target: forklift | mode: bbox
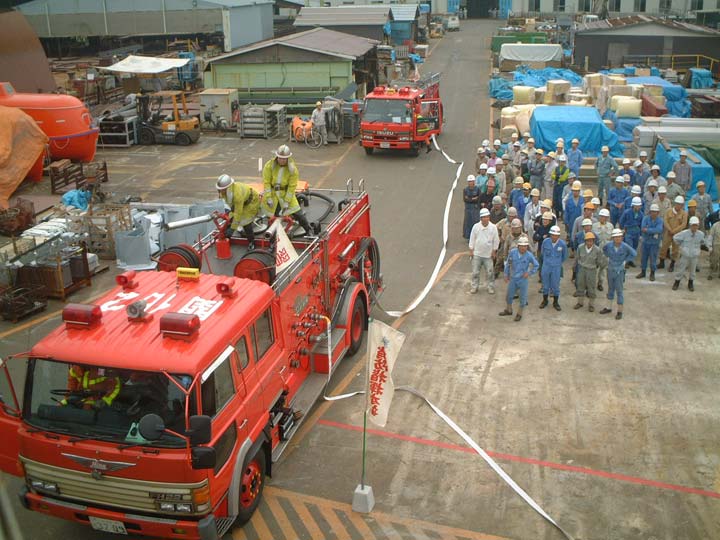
[136,91,201,146]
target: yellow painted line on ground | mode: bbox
[284,250,464,458]
[315,142,356,189]
[266,486,513,540]
[317,501,350,538]
[263,493,300,539]
[291,496,326,538]
[0,290,109,341]
[248,507,273,540]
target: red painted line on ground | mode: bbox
[318,419,720,500]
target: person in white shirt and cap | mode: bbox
[524,188,542,237]
[672,150,693,191]
[592,208,614,291]
[665,170,685,202]
[638,150,651,173]
[672,216,705,291]
[646,164,666,189]
[310,101,328,145]
[468,208,500,294]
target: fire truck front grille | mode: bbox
[22,457,205,514]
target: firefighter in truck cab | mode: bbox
[61,365,122,410]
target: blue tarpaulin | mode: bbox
[488,75,514,100]
[689,68,715,89]
[530,106,624,157]
[627,76,691,117]
[654,145,718,200]
[512,67,583,88]
[602,67,661,77]
[61,189,92,210]
[615,117,642,142]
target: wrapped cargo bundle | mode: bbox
[609,85,633,99]
[501,106,519,128]
[616,97,642,118]
[513,86,535,105]
[583,73,604,89]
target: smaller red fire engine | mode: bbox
[0,181,381,539]
[360,72,443,157]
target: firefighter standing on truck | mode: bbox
[216,174,260,249]
[262,145,313,236]
[62,365,121,410]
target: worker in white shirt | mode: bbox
[310,101,328,146]
[468,208,500,295]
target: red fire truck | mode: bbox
[360,72,443,157]
[0,182,381,540]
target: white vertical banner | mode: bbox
[366,320,406,427]
[268,220,299,272]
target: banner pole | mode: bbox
[352,316,374,513]
[361,409,368,489]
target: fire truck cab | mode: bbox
[0,183,380,540]
[360,72,443,157]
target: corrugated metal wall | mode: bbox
[206,61,352,89]
[228,5,273,48]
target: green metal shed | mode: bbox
[203,27,378,103]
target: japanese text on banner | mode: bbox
[367,320,406,427]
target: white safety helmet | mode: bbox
[591,197,601,206]
[477,147,484,154]
[508,207,518,216]
[479,208,491,217]
[622,158,631,165]
[674,196,685,204]
[615,176,625,183]
[639,150,648,157]
[634,160,642,168]
[647,179,658,188]
[571,180,582,190]
[511,218,522,228]
[631,197,642,206]
[667,171,676,179]
[571,138,579,144]
[556,137,565,143]
[658,185,667,194]
[542,211,553,220]
[275,144,292,158]
[493,139,502,146]
[511,132,519,139]
[558,154,567,162]
[623,174,631,183]
[513,141,521,147]
[517,235,530,246]
[601,145,609,152]
[689,216,700,225]
[582,218,593,226]
[216,174,234,190]
[631,185,641,194]
[479,163,488,170]
[467,174,476,182]
[549,225,561,235]
[651,164,660,171]
[492,195,502,205]
[530,188,540,197]
[482,139,490,147]
[513,176,524,185]
[649,204,660,212]
[487,167,496,175]
[599,208,610,217]
[679,150,688,157]
[611,228,624,238]
[528,137,535,144]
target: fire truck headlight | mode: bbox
[30,479,44,491]
[159,502,176,512]
[175,503,193,513]
[399,136,410,141]
[192,484,210,510]
[29,479,59,494]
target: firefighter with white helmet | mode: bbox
[539,224,567,310]
[216,174,261,248]
[636,203,663,281]
[499,235,538,322]
[600,229,636,320]
[671,216,706,291]
[262,145,313,236]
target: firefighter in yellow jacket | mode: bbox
[216,174,260,249]
[261,145,313,235]
[62,365,121,410]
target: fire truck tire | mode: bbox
[236,449,265,525]
[234,250,276,285]
[347,294,367,356]
[364,147,374,155]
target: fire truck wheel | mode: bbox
[236,449,266,525]
[364,147,374,155]
[347,295,367,356]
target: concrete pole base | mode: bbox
[351,484,375,513]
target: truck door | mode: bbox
[419,99,441,137]
[232,334,265,437]
[0,359,22,476]
[250,307,285,409]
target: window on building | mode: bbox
[608,0,621,10]
[553,0,566,11]
[690,0,703,9]
[531,0,541,10]
[633,0,646,11]
[659,0,672,11]
[579,0,592,10]
[201,357,235,417]
[213,423,237,474]
[250,309,274,362]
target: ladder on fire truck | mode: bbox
[393,72,441,90]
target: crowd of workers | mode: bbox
[465,133,720,322]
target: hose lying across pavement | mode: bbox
[327,135,576,540]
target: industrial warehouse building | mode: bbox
[16,0,274,52]
[293,6,393,42]
[574,15,720,71]
[203,27,379,103]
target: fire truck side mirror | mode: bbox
[191,446,217,470]
[137,413,165,441]
[188,415,212,446]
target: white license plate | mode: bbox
[89,516,128,535]
[380,142,390,148]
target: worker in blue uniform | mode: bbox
[636,203,663,281]
[499,235,539,322]
[601,229,637,320]
[539,225,568,311]
[563,181,584,255]
[608,176,629,226]
[566,138,583,178]
[619,196,643,267]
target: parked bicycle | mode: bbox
[200,104,229,135]
[294,123,322,149]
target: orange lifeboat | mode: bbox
[0,82,99,164]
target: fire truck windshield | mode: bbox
[24,358,194,448]
[363,99,413,124]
